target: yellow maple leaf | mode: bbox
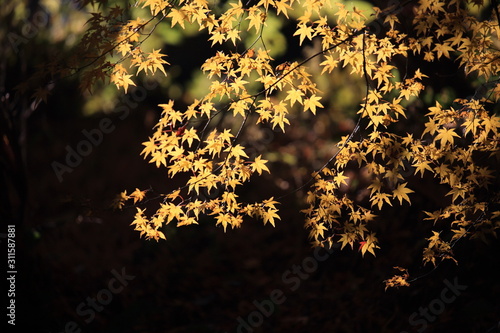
[370,192,393,210]
[303,94,323,115]
[225,144,248,159]
[112,190,129,210]
[150,150,167,168]
[215,213,232,232]
[251,155,270,175]
[412,161,434,177]
[181,128,199,147]
[141,137,157,158]
[451,227,468,242]
[262,208,280,227]
[285,89,304,106]
[310,222,328,240]
[334,171,349,187]
[339,232,356,250]
[392,182,414,205]
[274,0,292,18]
[360,233,380,257]
[167,8,186,28]
[421,118,439,137]
[435,128,460,146]
[110,70,136,93]
[414,68,428,80]
[294,23,314,45]
[433,43,454,59]
[130,188,148,204]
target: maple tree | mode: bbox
[19,0,500,289]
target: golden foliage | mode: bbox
[65,0,500,285]
[384,267,410,290]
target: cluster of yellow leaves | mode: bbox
[116,94,281,240]
[127,191,281,241]
[411,0,500,80]
[69,4,171,92]
[416,96,500,266]
[384,267,410,290]
[121,1,500,252]
[303,166,379,257]
[71,0,500,286]
[295,0,500,280]
[112,188,148,210]
[104,0,331,240]
[422,231,457,267]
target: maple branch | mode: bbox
[275,31,375,202]
[248,0,415,100]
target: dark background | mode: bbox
[14,107,500,332]
[2,0,500,332]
